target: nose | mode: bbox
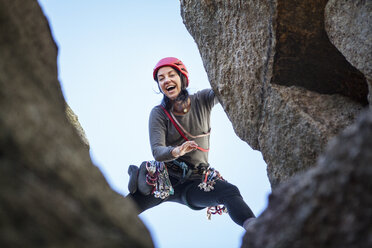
[164,75,171,83]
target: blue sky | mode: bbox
[38,1,271,247]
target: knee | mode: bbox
[216,184,246,207]
[219,183,242,198]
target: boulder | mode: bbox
[180,1,371,246]
[180,0,368,186]
[0,0,153,247]
[242,109,372,248]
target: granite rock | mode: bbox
[325,0,372,107]
[180,0,368,187]
[0,1,153,247]
[242,109,372,248]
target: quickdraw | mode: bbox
[145,161,174,199]
[145,162,228,220]
[198,167,228,220]
[198,167,224,192]
[207,205,228,220]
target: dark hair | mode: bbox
[156,69,189,110]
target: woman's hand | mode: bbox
[172,141,198,158]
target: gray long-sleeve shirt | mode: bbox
[149,89,218,168]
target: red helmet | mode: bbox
[153,57,189,87]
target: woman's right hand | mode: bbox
[172,141,198,158]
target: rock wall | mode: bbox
[180,0,368,186]
[325,0,372,107]
[180,0,371,247]
[243,109,372,248]
[0,1,153,247]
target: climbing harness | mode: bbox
[172,159,189,178]
[145,161,174,199]
[148,105,227,219]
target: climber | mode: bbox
[126,57,255,230]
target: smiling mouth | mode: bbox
[167,86,176,92]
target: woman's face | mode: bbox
[157,66,182,100]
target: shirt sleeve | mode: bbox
[148,106,176,162]
[200,88,219,110]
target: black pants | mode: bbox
[127,176,255,226]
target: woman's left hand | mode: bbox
[172,141,198,158]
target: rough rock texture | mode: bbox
[242,109,372,248]
[325,0,372,107]
[0,1,153,247]
[180,0,368,186]
[65,104,90,149]
[180,1,372,246]
[259,85,360,184]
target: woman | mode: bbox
[127,57,255,229]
